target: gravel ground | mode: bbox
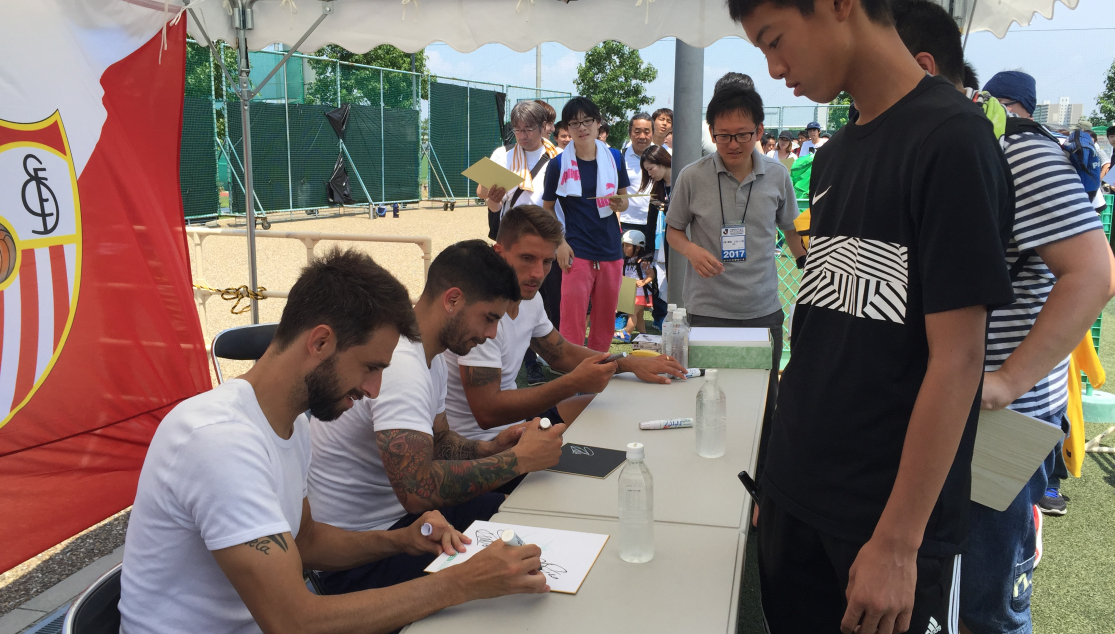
[0,510,130,616]
[199,201,490,380]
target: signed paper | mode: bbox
[424,520,609,594]
[462,157,525,191]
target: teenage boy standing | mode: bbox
[731,1,1015,633]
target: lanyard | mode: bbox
[715,163,755,227]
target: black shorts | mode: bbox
[758,491,960,634]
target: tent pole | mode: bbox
[234,4,261,324]
[668,39,704,307]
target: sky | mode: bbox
[425,0,1114,118]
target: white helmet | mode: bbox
[622,229,646,249]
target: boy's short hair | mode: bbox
[891,0,965,87]
[536,100,557,124]
[714,72,754,94]
[555,121,569,133]
[421,240,521,305]
[651,107,674,125]
[727,0,893,26]
[273,248,418,352]
[561,96,602,125]
[962,62,980,91]
[706,83,765,128]
[496,205,565,249]
[599,121,610,134]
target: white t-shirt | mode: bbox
[120,380,311,634]
[620,145,652,225]
[799,139,817,155]
[444,294,553,441]
[490,145,564,228]
[307,335,447,532]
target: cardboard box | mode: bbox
[687,327,772,370]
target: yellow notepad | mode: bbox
[617,276,638,315]
[462,157,525,191]
[972,408,1063,511]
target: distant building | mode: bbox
[1033,97,1083,128]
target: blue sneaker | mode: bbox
[613,330,632,344]
[1038,488,1067,516]
[615,315,628,330]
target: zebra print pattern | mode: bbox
[798,236,909,324]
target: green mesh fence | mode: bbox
[218,47,423,219]
[506,85,571,124]
[428,79,505,200]
[181,43,220,222]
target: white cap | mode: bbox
[626,442,645,460]
[678,308,687,317]
[539,417,552,430]
[667,303,677,312]
[672,309,684,320]
[705,369,718,380]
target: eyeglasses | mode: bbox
[712,129,758,145]
[567,118,597,130]
[512,127,539,135]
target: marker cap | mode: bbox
[539,417,552,430]
[626,442,645,460]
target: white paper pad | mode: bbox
[971,408,1063,511]
[424,520,609,594]
[688,327,771,346]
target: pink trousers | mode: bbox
[560,257,623,352]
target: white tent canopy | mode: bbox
[178,0,1082,54]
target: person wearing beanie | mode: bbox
[983,70,1037,118]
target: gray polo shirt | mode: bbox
[666,147,798,320]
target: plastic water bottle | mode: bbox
[677,307,690,329]
[660,304,677,356]
[672,309,689,369]
[618,442,654,563]
[695,369,726,458]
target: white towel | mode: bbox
[553,139,619,219]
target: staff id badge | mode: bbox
[720,225,746,262]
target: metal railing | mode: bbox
[188,227,432,343]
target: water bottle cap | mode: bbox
[706,368,718,379]
[667,303,677,312]
[672,309,684,319]
[626,442,645,460]
[678,308,687,316]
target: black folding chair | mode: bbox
[210,323,278,383]
[62,564,120,634]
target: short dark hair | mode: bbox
[651,108,673,125]
[537,100,557,124]
[706,83,765,128]
[761,132,774,144]
[727,0,893,26]
[892,0,964,87]
[561,96,601,125]
[962,62,980,91]
[599,121,610,134]
[273,248,418,352]
[714,72,754,94]
[496,205,565,249]
[555,121,569,133]
[630,112,653,132]
[421,240,521,305]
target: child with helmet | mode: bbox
[613,229,657,343]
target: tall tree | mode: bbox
[1088,57,1115,126]
[307,44,429,108]
[827,91,853,132]
[574,41,658,148]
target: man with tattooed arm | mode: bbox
[307,240,568,594]
[443,205,687,448]
[120,249,549,634]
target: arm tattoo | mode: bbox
[433,426,484,460]
[245,534,288,555]
[378,429,520,509]
[530,331,566,365]
[463,366,501,388]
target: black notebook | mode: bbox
[545,444,628,479]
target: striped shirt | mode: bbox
[986,129,1104,420]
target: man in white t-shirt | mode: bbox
[307,241,567,594]
[620,112,655,237]
[444,206,687,446]
[478,100,562,229]
[120,249,551,634]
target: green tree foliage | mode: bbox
[574,41,658,148]
[307,44,429,109]
[1088,57,1115,127]
[827,91,853,132]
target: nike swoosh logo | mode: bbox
[812,186,831,205]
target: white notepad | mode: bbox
[971,408,1063,512]
[424,520,609,594]
[688,327,770,346]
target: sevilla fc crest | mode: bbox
[0,113,82,429]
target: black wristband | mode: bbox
[796,255,806,270]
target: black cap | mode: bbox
[778,129,794,140]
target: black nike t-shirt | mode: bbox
[764,75,1014,556]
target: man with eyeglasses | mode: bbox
[665,82,806,484]
[478,100,561,239]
